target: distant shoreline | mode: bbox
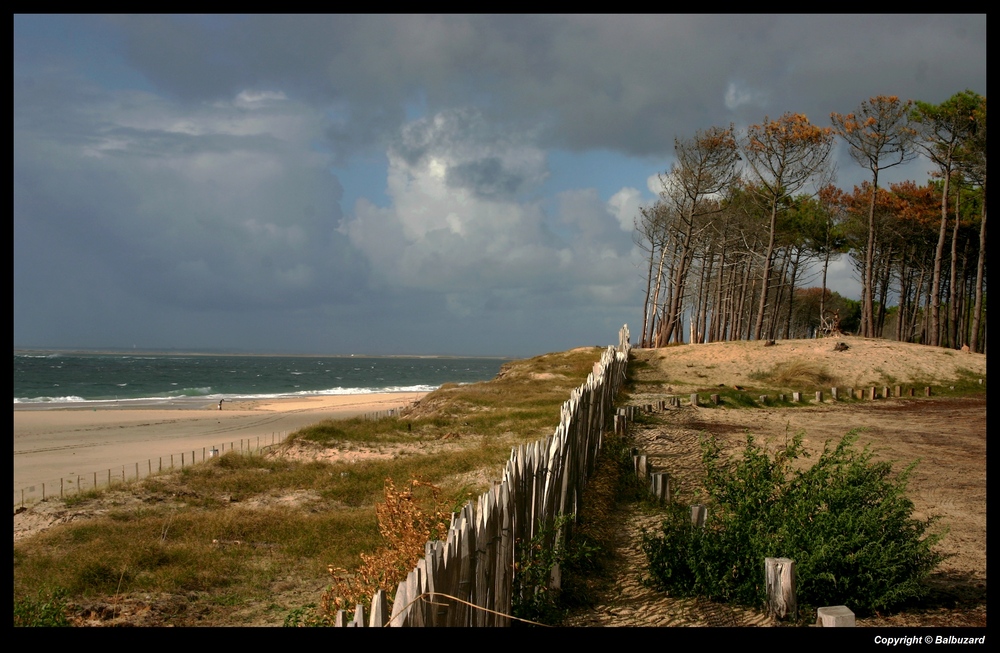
[13,348,513,360]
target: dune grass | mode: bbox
[14,347,604,626]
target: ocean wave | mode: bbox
[14,385,439,405]
[14,395,87,404]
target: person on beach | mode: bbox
[218,399,224,410]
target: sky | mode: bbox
[13,15,987,357]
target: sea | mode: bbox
[13,352,511,407]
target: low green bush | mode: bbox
[14,589,70,627]
[641,431,945,617]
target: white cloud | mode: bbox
[724,80,766,111]
[342,109,637,312]
[608,187,645,232]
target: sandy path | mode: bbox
[13,393,425,505]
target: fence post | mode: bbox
[650,472,670,503]
[765,557,797,621]
[691,504,707,527]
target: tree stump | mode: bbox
[816,605,855,627]
[765,557,797,621]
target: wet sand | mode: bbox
[13,392,426,504]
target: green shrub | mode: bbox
[511,515,601,626]
[14,590,71,627]
[641,431,945,616]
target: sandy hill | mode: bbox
[630,337,986,394]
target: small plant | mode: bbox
[319,477,450,623]
[14,589,71,627]
[511,514,601,626]
[642,431,945,616]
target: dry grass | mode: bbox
[13,347,603,626]
[748,358,838,390]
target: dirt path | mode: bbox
[565,392,987,627]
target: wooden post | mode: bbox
[816,605,855,627]
[793,392,801,402]
[136,462,139,480]
[94,471,97,489]
[351,603,366,627]
[42,483,45,500]
[650,472,670,503]
[894,385,902,398]
[815,390,823,403]
[779,394,786,402]
[868,387,876,400]
[925,386,932,396]
[908,387,914,397]
[710,394,720,405]
[760,395,767,403]
[633,455,648,480]
[690,393,699,407]
[883,386,890,400]
[764,557,797,621]
[60,478,63,498]
[831,387,839,401]
[691,504,707,528]
[370,589,388,627]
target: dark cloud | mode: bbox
[103,15,985,161]
[14,15,986,354]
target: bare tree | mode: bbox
[649,126,740,347]
[832,96,917,338]
[912,90,983,347]
[743,113,834,341]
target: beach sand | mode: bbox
[13,393,426,505]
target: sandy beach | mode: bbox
[13,392,426,505]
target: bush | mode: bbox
[511,515,601,626]
[641,431,945,616]
[14,590,71,627]
[317,477,449,624]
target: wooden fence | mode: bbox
[335,325,632,627]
